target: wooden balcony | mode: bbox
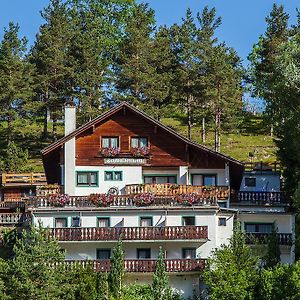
[1,173,47,187]
[62,259,206,273]
[232,191,287,206]
[125,184,229,200]
[0,213,31,226]
[244,161,280,173]
[245,232,292,246]
[28,194,218,208]
[50,226,208,242]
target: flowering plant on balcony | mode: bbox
[133,193,154,206]
[175,193,199,206]
[100,147,120,157]
[48,194,70,207]
[131,146,150,157]
[88,193,114,207]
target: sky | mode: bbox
[0,0,298,67]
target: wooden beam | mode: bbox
[154,125,158,134]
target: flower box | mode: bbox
[100,147,120,157]
[133,193,154,206]
[131,147,150,157]
[48,194,70,207]
[88,193,114,207]
[175,193,199,206]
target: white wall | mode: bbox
[75,166,143,196]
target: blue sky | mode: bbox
[0,0,298,66]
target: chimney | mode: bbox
[64,101,76,136]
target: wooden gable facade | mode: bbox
[42,102,244,190]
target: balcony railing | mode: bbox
[244,161,281,173]
[245,232,292,246]
[50,226,208,242]
[125,184,229,200]
[0,213,31,225]
[1,173,47,186]
[61,259,206,273]
[233,191,287,206]
[28,194,218,208]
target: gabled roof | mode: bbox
[42,101,243,167]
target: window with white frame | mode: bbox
[102,137,119,148]
[131,137,148,148]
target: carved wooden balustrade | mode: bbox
[60,258,206,273]
[0,212,31,225]
[125,184,229,200]
[245,232,292,246]
[28,194,218,208]
[50,226,208,241]
[233,191,287,206]
[1,173,46,186]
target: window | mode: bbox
[137,248,151,259]
[55,218,67,228]
[131,137,148,148]
[97,249,111,260]
[140,217,153,227]
[76,171,98,187]
[144,175,176,184]
[102,137,119,148]
[245,223,273,233]
[245,177,256,187]
[97,218,110,228]
[182,248,196,259]
[72,217,80,227]
[192,174,217,186]
[104,171,122,181]
[203,175,216,186]
[182,216,195,226]
[218,217,227,226]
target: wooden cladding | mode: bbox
[61,259,206,273]
[75,110,226,168]
[50,226,208,242]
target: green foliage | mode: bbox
[152,247,173,300]
[97,272,110,300]
[123,284,153,300]
[203,222,259,300]
[108,239,125,299]
[0,141,29,172]
[264,225,281,268]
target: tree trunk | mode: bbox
[201,117,206,143]
[187,95,192,140]
[42,106,48,140]
[270,123,274,137]
[52,118,57,142]
[214,109,221,152]
[7,113,12,144]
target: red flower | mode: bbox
[133,193,154,206]
[88,194,114,207]
[48,194,70,207]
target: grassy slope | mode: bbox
[161,115,277,162]
[23,115,277,172]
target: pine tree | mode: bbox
[152,247,173,300]
[30,0,74,140]
[97,272,109,300]
[265,225,281,268]
[0,22,34,144]
[108,239,125,299]
[68,0,135,124]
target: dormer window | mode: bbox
[131,137,148,148]
[102,137,119,148]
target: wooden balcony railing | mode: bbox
[245,232,292,246]
[1,173,47,186]
[0,213,31,225]
[233,191,287,205]
[28,194,218,208]
[50,226,208,242]
[0,200,26,210]
[61,259,206,273]
[243,161,281,173]
[125,184,229,200]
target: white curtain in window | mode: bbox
[131,137,139,148]
[111,138,118,148]
[78,173,88,184]
[98,219,109,228]
[140,138,147,147]
[55,219,67,228]
[140,218,152,227]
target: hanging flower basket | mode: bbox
[133,193,154,206]
[48,194,70,207]
[175,193,199,206]
[131,147,150,157]
[100,147,120,157]
[88,193,114,207]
